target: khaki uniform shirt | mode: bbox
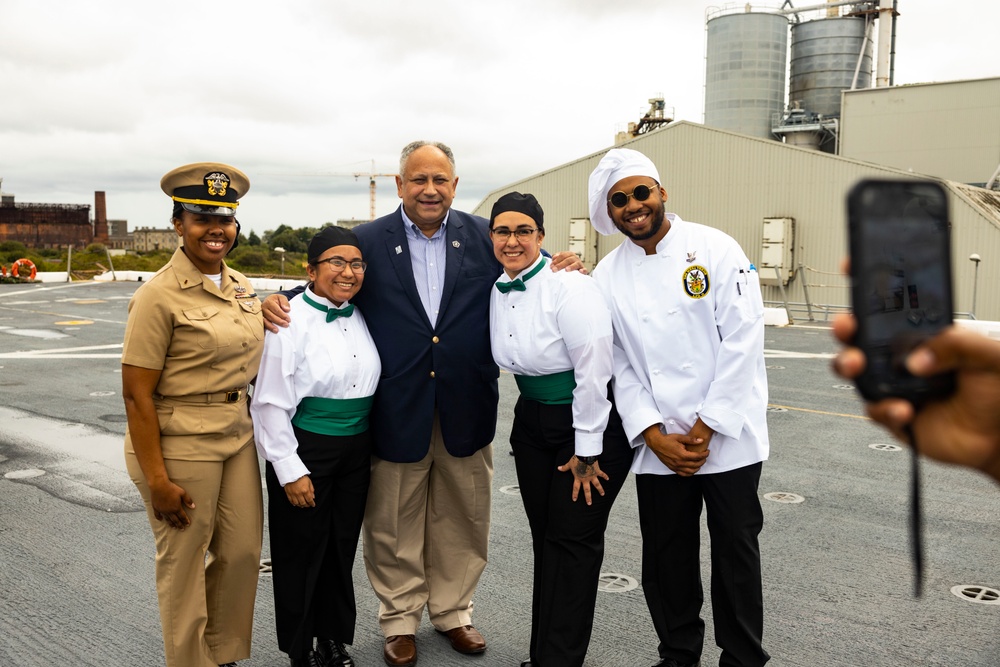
[123,247,264,461]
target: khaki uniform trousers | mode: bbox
[362,415,493,636]
[126,439,263,667]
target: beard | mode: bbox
[613,201,665,241]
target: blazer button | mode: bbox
[430,371,436,378]
[432,336,440,344]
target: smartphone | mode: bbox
[847,178,956,405]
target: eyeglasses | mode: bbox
[490,228,539,240]
[607,183,659,209]
[315,257,367,272]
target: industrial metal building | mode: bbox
[0,195,92,249]
[840,77,1000,187]
[0,189,113,249]
[474,2,1000,322]
[473,120,1000,321]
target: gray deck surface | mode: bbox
[1,280,997,667]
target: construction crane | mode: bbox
[352,160,396,221]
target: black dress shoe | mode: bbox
[652,659,700,667]
[316,639,355,667]
[520,660,534,666]
[289,652,322,667]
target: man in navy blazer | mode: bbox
[351,141,498,667]
[263,141,581,667]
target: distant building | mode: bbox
[106,219,131,250]
[132,227,179,252]
[0,194,92,248]
[840,77,1000,188]
[335,218,367,231]
[0,189,139,249]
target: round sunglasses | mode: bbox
[607,183,659,209]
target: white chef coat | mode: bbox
[592,214,769,475]
[490,255,614,456]
[251,286,381,486]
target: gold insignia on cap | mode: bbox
[206,172,230,197]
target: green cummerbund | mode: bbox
[290,395,374,436]
[514,370,576,405]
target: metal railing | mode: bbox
[764,264,976,324]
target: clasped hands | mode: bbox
[642,419,713,476]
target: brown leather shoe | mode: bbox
[437,625,487,654]
[383,635,417,667]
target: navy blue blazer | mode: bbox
[284,206,502,463]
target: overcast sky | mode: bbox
[2,0,997,237]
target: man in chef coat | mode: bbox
[588,148,770,667]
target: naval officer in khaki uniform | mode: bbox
[123,162,264,667]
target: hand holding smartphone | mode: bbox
[847,179,957,406]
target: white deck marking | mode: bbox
[0,343,123,359]
[764,348,835,359]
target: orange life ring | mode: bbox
[11,258,37,280]
[0,265,6,277]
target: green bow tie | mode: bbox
[495,259,547,294]
[495,279,525,294]
[325,304,354,322]
[303,291,355,322]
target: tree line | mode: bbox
[0,223,338,279]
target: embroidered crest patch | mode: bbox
[682,265,710,298]
[205,171,230,197]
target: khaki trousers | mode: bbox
[126,440,263,667]
[362,416,493,636]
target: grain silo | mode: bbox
[704,7,789,140]
[788,16,873,119]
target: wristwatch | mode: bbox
[577,455,599,465]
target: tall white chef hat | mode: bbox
[587,148,661,236]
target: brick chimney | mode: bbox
[94,191,108,242]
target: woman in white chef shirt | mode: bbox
[488,192,633,667]
[251,225,380,667]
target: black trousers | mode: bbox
[511,397,632,667]
[637,462,769,667]
[266,427,371,659]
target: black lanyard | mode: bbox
[905,424,923,597]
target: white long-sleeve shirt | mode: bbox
[592,214,770,475]
[251,286,381,485]
[490,255,614,456]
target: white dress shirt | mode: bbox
[490,255,614,456]
[592,214,770,475]
[251,286,381,485]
